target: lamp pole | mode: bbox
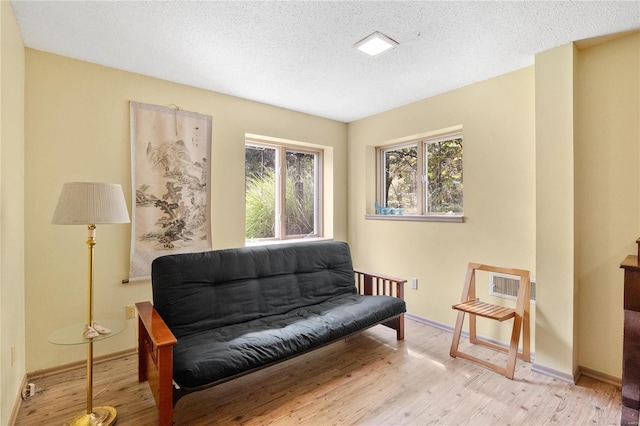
[86,224,96,417]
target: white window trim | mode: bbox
[245,136,324,244]
[364,213,464,223]
[371,126,463,222]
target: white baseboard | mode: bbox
[531,362,577,384]
[25,348,136,381]
[579,366,621,388]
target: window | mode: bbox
[377,132,462,219]
[245,140,322,242]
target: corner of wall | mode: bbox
[534,42,578,378]
[0,2,27,424]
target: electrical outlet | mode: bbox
[125,305,136,320]
[411,278,418,290]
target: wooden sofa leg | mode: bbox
[138,316,149,384]
[383,315,405,340]
[157,345,174,426]
[397,313,405,340]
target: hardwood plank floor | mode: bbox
[15,319,621,425]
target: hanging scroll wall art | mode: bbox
[128,101,212,281]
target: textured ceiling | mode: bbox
[10,1,640,123]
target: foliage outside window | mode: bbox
[245,141,321,242]
[379,133,462,216]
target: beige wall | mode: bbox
[347,67,537,349]
[0,2,26,424]
[575,32,640,378]
[534,43,578,380]
[24,49,348,371]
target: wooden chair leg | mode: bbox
[449,310,466,357]
[521,292,531,363]
[504,314,523,379]
[469,313,478,344]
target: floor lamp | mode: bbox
[52,182,130,426]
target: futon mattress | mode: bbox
[172,292,405,389]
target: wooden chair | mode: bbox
[449,263,531,379]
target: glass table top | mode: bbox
[49,319,127,345]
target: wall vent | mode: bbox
[489,272,536,302]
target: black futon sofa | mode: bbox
[136,241,406,425]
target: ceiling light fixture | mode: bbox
[353,31,399,57]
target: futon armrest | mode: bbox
[354,269,406,299]
[135,301,177,426]
[136,301,177,349]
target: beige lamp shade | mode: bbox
[52,182,130,225]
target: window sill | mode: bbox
[364,214,464,223]
[245,237,332,247]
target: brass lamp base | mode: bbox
[64,406,117,426]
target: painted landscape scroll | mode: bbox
[129,101,212,280]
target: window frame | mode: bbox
[245,138,324,243]
[372,129,463,222]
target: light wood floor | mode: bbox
[15,318,621,425]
